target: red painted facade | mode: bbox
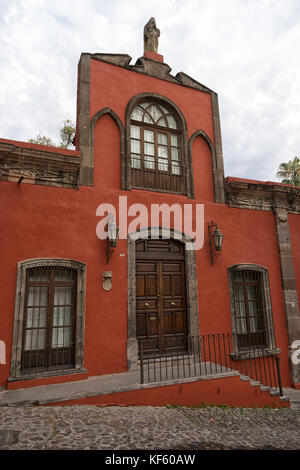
[0,45,299,407]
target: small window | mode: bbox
[228,265,276,356]
[22,267,77,372]
[130,101,185,194]
[10,259,86,379]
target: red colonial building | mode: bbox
[0,19,299,407]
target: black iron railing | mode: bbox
[138,333,283,396]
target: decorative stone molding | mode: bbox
[91,53,132,67]
[225,179,300,384]
[188,129,225,204]
[225,178,300,214]
[0,142,80,189]
[90,107,126,189]
[9,258,86,381]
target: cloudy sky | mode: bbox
[1,0,299,182]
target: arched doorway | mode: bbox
[135,238,188,356]
[127,228,199,369]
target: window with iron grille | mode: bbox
[10,259,86,379]
[228,265,277,355]
[21,266,77,372]
[130,101,185,194]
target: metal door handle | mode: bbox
[144,302,150,307]
[171,301,175,306]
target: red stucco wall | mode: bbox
[45,376,289,409]
[0,56,295,394]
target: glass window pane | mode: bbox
[144,130,154,142]
[139,101,151,109]
[131,139,141,154]
[53,268,75,282]
[171,148,179,161]
[158,146,168,158]
[158,133,167,145]
[156,117,167,127]
[144,113,153,124]
[28,268,49,282]
[131,106,143,121]
[167,115,177,129]
[232,271,243,282]
[52,327,71,348]
[26,307,47,328]
[25,329,46,350]
[131,155,141,169]
[249,314,259,332]
[171,134,179,147]
[247,285,258,301]
[234,286,244,302]
[158,159,168,172]
[27,287,48,307]
[144,142,154,155]
[130,125,140,139]
[53,306,72,327]
[172,163,181,175]
[236,317,247,334]
[54,286,72,306]
[147,104,162,123]
[144,156,155,169]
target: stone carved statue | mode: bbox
[144,17,160,53]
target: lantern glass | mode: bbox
[213,226,224,251]
[108,223,119,247]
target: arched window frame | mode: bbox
[10,258,86,380]
[125,93,194,198]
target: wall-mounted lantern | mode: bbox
[106,216,119,264]
[208,221,224,265]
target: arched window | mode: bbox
[130,101,185,194]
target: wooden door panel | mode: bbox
[136,260,160,354]
[136,262,156,272]
[136,275,146,297]
[162,275,171,296]
[162,262,182,272]
[163,299,184,308]
[147,275,157,296]
[172,276,183,296]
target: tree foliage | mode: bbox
[28,134,56,147]
[28,120,76,149]
[276,157,300,187]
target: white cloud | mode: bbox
[0,0,299,182]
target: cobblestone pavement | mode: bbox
[0,405,299,451]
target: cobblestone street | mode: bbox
[0,405,299,451]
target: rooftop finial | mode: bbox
[144,17,160,53]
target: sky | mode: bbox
[0,0,299,182]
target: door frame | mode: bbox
[127,227,199,369]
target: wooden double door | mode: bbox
[136,239,188,356]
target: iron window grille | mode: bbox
[10,258,86,380]
[228,265,278,358]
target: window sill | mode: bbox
[8,367,88,383]
[230,348,281,361]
